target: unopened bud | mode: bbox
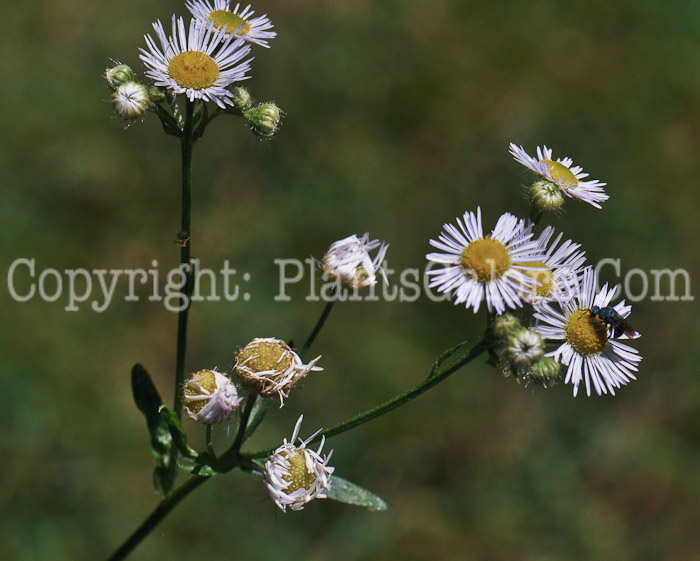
[105,63,135,89]
[245,102,281,138]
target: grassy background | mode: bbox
[2,0,700,559]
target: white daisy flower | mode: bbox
[234,338,322,407]
[264,415,334,512]
[139,16,252,108]
[534,267,642,397]
[112,81,150,119]
[184,369,243,424]
[322,233,389,288]
[509,143,609,209]
[426,207,545,314]
[187,1,276,47]
[520,225,587,304]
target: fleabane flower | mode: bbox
[139,16,252,108]
[184,369,243,424]
[509,143,609,209]
[323,233,389,289]
[234,338,322,406]
[534,267,642,397]
[187,1,276,47]
[264,415,334,512]
[112,81,150,120]
[426,207,545,314]
[520,225,587,304]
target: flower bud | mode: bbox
[112,81,150,120]
[148,85,166,104]
[234,338,322,406]
[244,102,281,138]
[530,180,565,213]
[491,313,522,341]
[105,63,135,89]
[184,369,243,424]
[524,357,561,387]
[230,87,253,111]
[503,328,544,370]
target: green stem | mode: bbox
[205,425,215,460]
[173,100,195,419]
[248,339,488,458]
[106,475,208,561]
[299,296,336,359]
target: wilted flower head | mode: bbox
[264,415,334,512]
[184,369,243,424]
[322,233,389,289]
[234,338,322,406]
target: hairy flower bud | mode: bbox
[244,102,281,138]
[105,63,135,89]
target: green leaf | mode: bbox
[326,475,389,511]
[243,396,270,443]
[159,405,198,459]
[131,364,177,496]
[177,461,222,477]
[428,339,470,379]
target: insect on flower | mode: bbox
[590,305,640,339]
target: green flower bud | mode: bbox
[491,313,522,341]
[530,180,565,213]
[105,63,135,89]
[231,87,253,111]
[245,102,281,139]
[524,357,560,387]
[148,85,166,104]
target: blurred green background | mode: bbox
[2,0,700,559]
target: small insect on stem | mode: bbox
[590,305,640,339]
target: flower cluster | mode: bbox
[427,144,642,396]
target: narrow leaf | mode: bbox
[159,405,198,459]
[130,364,177,495]
[243,396,270,443]
[428,340,470,379]
[326,475,389,511]
[177,461,222,477]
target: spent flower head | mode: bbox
[534,267,642,396]
[322,233,389,289]
[139,16,252,108]
[234,338,322,406]
[187,1,276,47]
[509,143,609,209]
[426,207,545,314]
[264,415,334,512]
[184,369,243,424]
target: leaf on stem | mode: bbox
[159,405,198,459]
[130,364,178,496]
[242,396,269,443]
[428,339,470,379]
[326,475,389,511]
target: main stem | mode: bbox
[174,101,195,418]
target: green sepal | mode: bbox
[130,364,177,496]
[326,475,389,511]
[159,405,198,459]
[242,396,269,443]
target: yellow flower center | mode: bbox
[460,238,511,282]
[283,451,316,494]
[209,10,251,35]
[522,261,554,297]
[542,159,578,186]
[184,370,218,414]
[168,51,219,90]
[565,309,608,356]
[238,340,294,374]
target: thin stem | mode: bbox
[106,475,208,561]
[299,295,336,359]
[248,339,488,458]
[205,425,215,460]
[173,100,195,419]
[231,395,256,454]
